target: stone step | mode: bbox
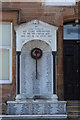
[67,101,80,119]
[67,106,80,112]
[67,101,80,106]
[68,115,80,120]
[0,115,67,120]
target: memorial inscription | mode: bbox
[15,20,58,52]
[21,29,52,39]
[20,27,52,47]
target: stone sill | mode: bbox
[0,115,67,119]
[7,100,67,104]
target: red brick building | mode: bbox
[0,1,80,119]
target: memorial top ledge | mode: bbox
[15,20,58,52]
[15,20,58,31]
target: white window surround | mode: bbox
[43,0,76,6]
[0,22,12,84]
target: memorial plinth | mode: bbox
[7,100,66,115]
[7,20,67,117]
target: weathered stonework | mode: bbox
[1,1,79,115]
[7,20,67,117]
[7,100,66,115]
[14,20,58,100]
[21,40,53,98]
[15,20,58,52]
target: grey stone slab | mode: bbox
[21,40,53,99]
[7,101,67,115]
[0,115,67,120]
[1,118,67,120]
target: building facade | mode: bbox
[0,1,80,119]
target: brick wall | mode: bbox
[0,11,18,114]
[0,2,79,114]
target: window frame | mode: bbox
[43,0,76,6]
[63,22,80,40]
[0,22,12,84]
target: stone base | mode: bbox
[7,100,67,115]
[15,94,58,101]
[0,115,67,120]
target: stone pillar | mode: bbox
[16,52,21,100]
[51,51,58,101]
[52,51,56,94]
[16,52,21,94]
[16,52,25,100]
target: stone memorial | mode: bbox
[7,20,67,117]
[21,40,53,99]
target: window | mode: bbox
[0,22,12,84]
[44,0,76,6]
[63,23,80,40]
